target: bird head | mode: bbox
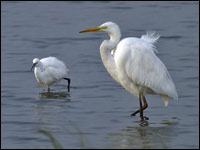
[31,58,40,71]
[79,21,120,35]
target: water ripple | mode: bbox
[161,35,182,39]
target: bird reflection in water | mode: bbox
[107,120,178,149]
[39,91,70,99]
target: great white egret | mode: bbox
[80,22,178,121]
[31,56,71,92]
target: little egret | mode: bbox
[80,22,178,121]
[31,56,70,92]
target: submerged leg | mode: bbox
[64,78,71,92]
[131,95,148,120]
[138,94,144,120]
[48,87,50,92]
[141,96,149,120]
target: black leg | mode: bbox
[142,96,149,120]
[64,78,71,92]
[48,87,50,93]
[131,95,149,120]
[138,94,144,121]
[131,109,140,116]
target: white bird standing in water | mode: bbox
[31,56,70,92]
[80,22,178,121]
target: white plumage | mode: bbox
[31,56,70,92]
[115,36,178,106]
[80,21,178,121]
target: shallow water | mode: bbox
[1,1,199,149]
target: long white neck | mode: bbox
[100,32,121,83]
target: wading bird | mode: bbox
[31,56,70,92]
[80,22,178,121]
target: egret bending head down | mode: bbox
[31,56,71,92]
[80,21,178,121]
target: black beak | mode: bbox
[31,63,36,71]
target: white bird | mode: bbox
[80,22,178,121]
[31,56,70,92]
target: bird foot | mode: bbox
[140,116,149,121]
[131,112,149,121]
[130,111,138,116]
[139,120,149,127]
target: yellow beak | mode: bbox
[79,27,101,33]
[79,26,107,33]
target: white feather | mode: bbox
[80,21,178,113]
[141,31,160,44]
[114,35,178,106]
[33,56,69,89]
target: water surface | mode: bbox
[2,1,199,149]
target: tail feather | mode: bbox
[141,31,160,44]
[161,95,169,107]
[161,92,178,107]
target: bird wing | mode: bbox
[115,37,178,101]
[41,57,69,81]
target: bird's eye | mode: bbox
[101,26,108,29]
